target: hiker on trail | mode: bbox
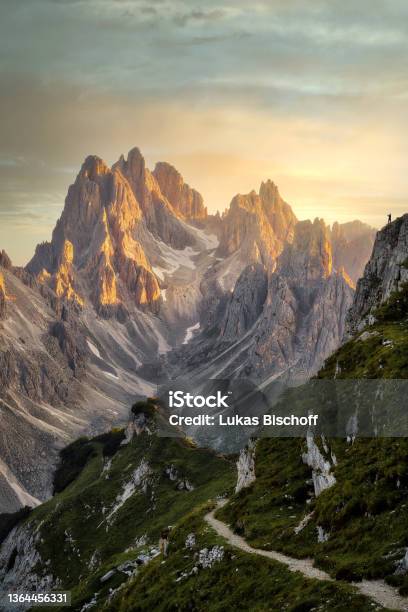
[159,527,170,556]
[388,213,392,224]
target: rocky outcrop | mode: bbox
[114,148,197,249]
[302,433,336,497]
[331,220,376,285]
[188,218,354,384]
[259,180,297,241]
[153,162,207,221]
[217,181,297,267]
[221,264,268,340]
[0,249,12,270]
[0,522,56,605]
[51,240,84,307]
[28,154,161,315]
[0,272,6,320]
[346,215,408,336]
[278,218,332,280]
[236,439,256,493]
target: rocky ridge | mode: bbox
[170,218,356,385]
[0,271,6,320]
[346,214,408,335]
[217,180,297,273]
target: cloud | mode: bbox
[1,0,408,264]
[173,8,228,27]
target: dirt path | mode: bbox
[204,502,408,611]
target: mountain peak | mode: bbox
[0,249,12,269]
[153,161,207,220]
[259,179,279,200]
[278,218,332,280]
[80,155,110,180]
[346,213,408,335]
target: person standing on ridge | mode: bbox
[159,527,170,556]
[388,213,392,224]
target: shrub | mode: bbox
[0,506,32,545]
[53,437,96,494]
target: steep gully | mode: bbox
[205,501,408,612]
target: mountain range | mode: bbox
[0,147,376,513]
[1,213,408,611]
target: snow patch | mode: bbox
[152,266,165,281]
[103,371,119,380]
[154,241,199,278]
[182,322,200,345]
[87,340,102,359]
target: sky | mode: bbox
[1,0,408,265]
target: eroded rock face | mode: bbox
[114,148,196,249]
[153,162,207,221]
[248,220,353,379]
[302,433,336,497]
[0,249,12,270]
[217,181,297,267]
[279,218,332,280]
[331,221,376,286]
[221,264,268,341]
[0,272,6,320]
[183,218,354,384]
[28,154,161,314]
[346,214,408,336]
[0,522,56,603]
[236,439,256,493]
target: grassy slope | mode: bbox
[106,504,379,612]
[218,284,408,594]
[16,412,235,611]
[103,291,408,611]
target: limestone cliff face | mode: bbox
[153,162,207,221]
[302,433,336,497]
[259,180,297,241]
[244,220,354,381]
[346,214,408,336]
[217,181,297,267]
[235,439,256,493]
[28,154,161,315]
[221,264,268,341]
[114,148,196,249]
[180,218,354,384]
[52,240,84,306]
[0,250,12,270]
[331,221,376,285]
[0,272,7,320]
[278,218,333,282]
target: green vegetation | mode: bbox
[105,504,383,612]
[318,283,408,380]
[0,506,32,545]
[15,405,235,611]
[218,437,408,591]
[218,284,408,598]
